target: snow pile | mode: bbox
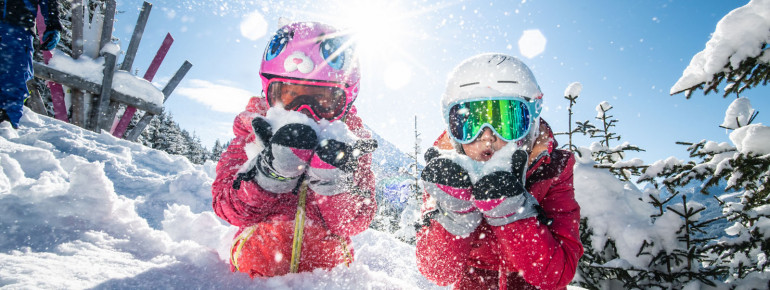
[113,71,165,106]
[721,97,757,129]
[670,0,770,94]
[48,51,106,82]
[574,148,653,265]
[564,82,582,97]
[595,101,612,117]
[573,148,671,269]
[729,124,770,155]
[0,109,443,289]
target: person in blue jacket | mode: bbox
[1,0,62,129]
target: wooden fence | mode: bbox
[30,0,192,141]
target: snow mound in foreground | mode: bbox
[0,109,442,289]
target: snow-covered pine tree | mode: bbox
[640,98,769,287]
[555,82,598,153]
[182,130,208,164]
[127,110,216,165]
[589,101,646,182]
[636,188,725,288]
[662,0,770,286]
[210,139,225,161]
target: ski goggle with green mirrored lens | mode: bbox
[446,97,541,144]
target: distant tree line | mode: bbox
[126,111,228,164]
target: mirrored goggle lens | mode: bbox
[267,81,347,120]
[448,99,532,143]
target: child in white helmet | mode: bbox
[416,53,583,290]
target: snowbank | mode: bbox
[572,148,688,269]
[0,109,443,289]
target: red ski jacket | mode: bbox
[212,97,377,275]
[416,120,583,290]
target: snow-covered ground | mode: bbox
[0,108,443,289]
[10,101,764,288]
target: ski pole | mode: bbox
[289,179,309,273]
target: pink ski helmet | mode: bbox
[259,21,361,121]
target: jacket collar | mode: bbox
[526,119,557,177]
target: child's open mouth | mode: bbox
[481,149,495,160]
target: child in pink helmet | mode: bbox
[212,21,377,278]
[416,53,583,290]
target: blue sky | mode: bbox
[111,0,769,164]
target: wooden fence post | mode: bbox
[106,1,152,133]
[95,52,117,131]
[87,0,117,130]
[70,0,86,127]
[120,1,152,72]
[99,0,116,49]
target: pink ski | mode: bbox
[112,33,174,138]
[36,10,68,122]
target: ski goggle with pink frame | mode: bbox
[264,76,351,122]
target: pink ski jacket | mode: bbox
[416,120,583,290]
[212,97,377,271]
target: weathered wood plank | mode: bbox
[126,60,192,141]
[96,53,118,131]
[33,62,100,92]
[125,112,155,142]
[113,33,175,138]
[32,61,163,116]
[25,80,48,115]
[99,0,116,50]
[120,1,152,71]
[71,1,84,58]
[162,60,193,99]
[71,90,86,127]
[69,1,86,127]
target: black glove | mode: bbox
[306,137,377,196]
[472,149,551,226]
[472,150,529,200]
[420,147,481,236]
[315,138,377,172]
[233,116,318,193]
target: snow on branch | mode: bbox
[670,0,770,97]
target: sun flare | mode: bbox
[334,0,411,58]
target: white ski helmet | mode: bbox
[442,53,544,147]
[442,53,543,115]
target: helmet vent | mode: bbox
[459,82,480,87]
[497,80,518,84]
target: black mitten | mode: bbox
[420,147,481,236]
[307,138,377,195]
[233,116,319,193]
[472,149,550,226]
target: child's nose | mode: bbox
[478,128,497,142]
